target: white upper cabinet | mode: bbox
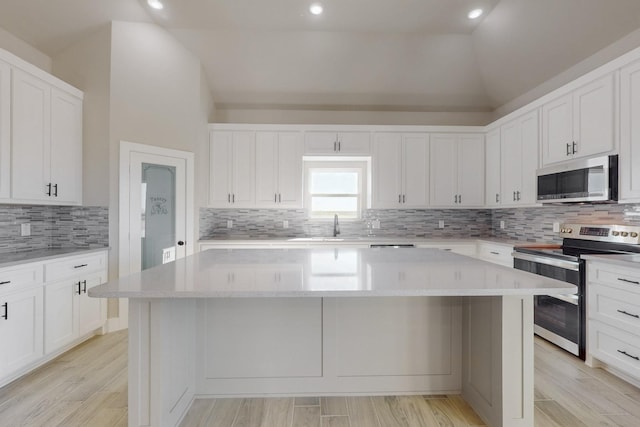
[500,110,539,206]
[372,133,429,208]
[542,74,615,165]
[10,67,83,205]
[209,131,256,208]
[485,128,501,207]
[255,131,303,208]
[304,131,370,155]
[430,134,484,207]
[620,59,640,202]
[0,60,9,200]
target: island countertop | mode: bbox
[90,247,576,298]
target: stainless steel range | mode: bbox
[513,223,640,360]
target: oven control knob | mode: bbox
[612,231,620,236]
[631,232,639,238]
[621,232,629,237]
[565,228,572,233]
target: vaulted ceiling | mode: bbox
[2,0,640,113]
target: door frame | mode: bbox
[118,141,194,327]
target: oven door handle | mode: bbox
[512,252,580,271]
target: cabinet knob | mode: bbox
[177,241,185,246]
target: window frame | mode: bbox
[304,160,368,220]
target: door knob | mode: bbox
[177,241,185,246]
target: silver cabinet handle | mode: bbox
[275,193,277,202]
[495,193,499,203]
[232,194,235,203]
[572,141,577,154]
[402,194,405,203]
[617,349,640,361]
[399,195,402,203]
[454,195,457,204]
[566,143,571,156]
[278,193,281,203]
[490,251,500,255]
[458,194,462,204]
[228,194,231,203]
[516,191,521,201]
[513,191,516,201]
[334,141,337,151]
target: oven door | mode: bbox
[513,252,584,358]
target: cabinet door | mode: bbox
[255,131,278,207]
[573,74,614,159]
[372,133,402,208]
[304,131,338,154]
[44,279,79,354]
[402,134,429,207]
[485,128,501,207]
[0,286,43,378]
[11,69,51,202]
[277,132,303,207]
[337,132,370,154]
[542,93,572,165]
[78,272,106,336]
[458,135,485,206]
[0,60,9,200]
[620,60,640,201]
[50,88,82,205]
[519,110,540,205]
[209,131,232,206]
[430,134,458,207]
[501,119,522,206]
[231,131,255,207]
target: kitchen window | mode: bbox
[304,161,368,219]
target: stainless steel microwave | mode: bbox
[536,155,618,203]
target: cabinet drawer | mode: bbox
[589,283,640,335]
[0,263,43,294]
[589,320,640,380]
[44,252,107,282]
[477,243,513,267]
[588,263,640,290]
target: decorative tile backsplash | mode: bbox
[199,208,492,239]
[491,203,640,243]
[201,203,640,243]
[0,205,109,254]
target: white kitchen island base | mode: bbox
[127,295,533,427]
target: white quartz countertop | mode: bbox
[0,247,110,269]
[583,253,640,268]
[198,237,521,246]
[90,247,575,299]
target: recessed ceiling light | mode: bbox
[468,8,483,19]
[147,0,164,10]
[310,3,323,15]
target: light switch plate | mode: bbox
[500,220,505,229]
[21,223,31,236]
[283,220,289,229]
[226,220,233,229]
[438,220,445,229]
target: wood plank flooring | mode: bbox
[1,331,639,426]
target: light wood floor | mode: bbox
[1,331,639,426]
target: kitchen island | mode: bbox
[90,247,576,427]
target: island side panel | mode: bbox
[196,296,462,395]
[129,299,197,427]
[461,296,534,427]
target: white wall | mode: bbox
[213,108,492,126]
[0,25,51,72]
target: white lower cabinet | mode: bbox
[0,284,44,380]
[44,254,107,355]
[0,250,107,387]
[587,261,640,383]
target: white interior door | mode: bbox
[118,142,194,329]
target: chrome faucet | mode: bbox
[333,214,340,237]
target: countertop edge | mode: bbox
[0,247,111,269]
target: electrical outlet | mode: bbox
[21,223,31,237]
[500,220,505,229]
[372,219,381,229]
[283,220,289,229]
[553,222,560,232]
[226,220,233,229]
[438,220,445,229]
